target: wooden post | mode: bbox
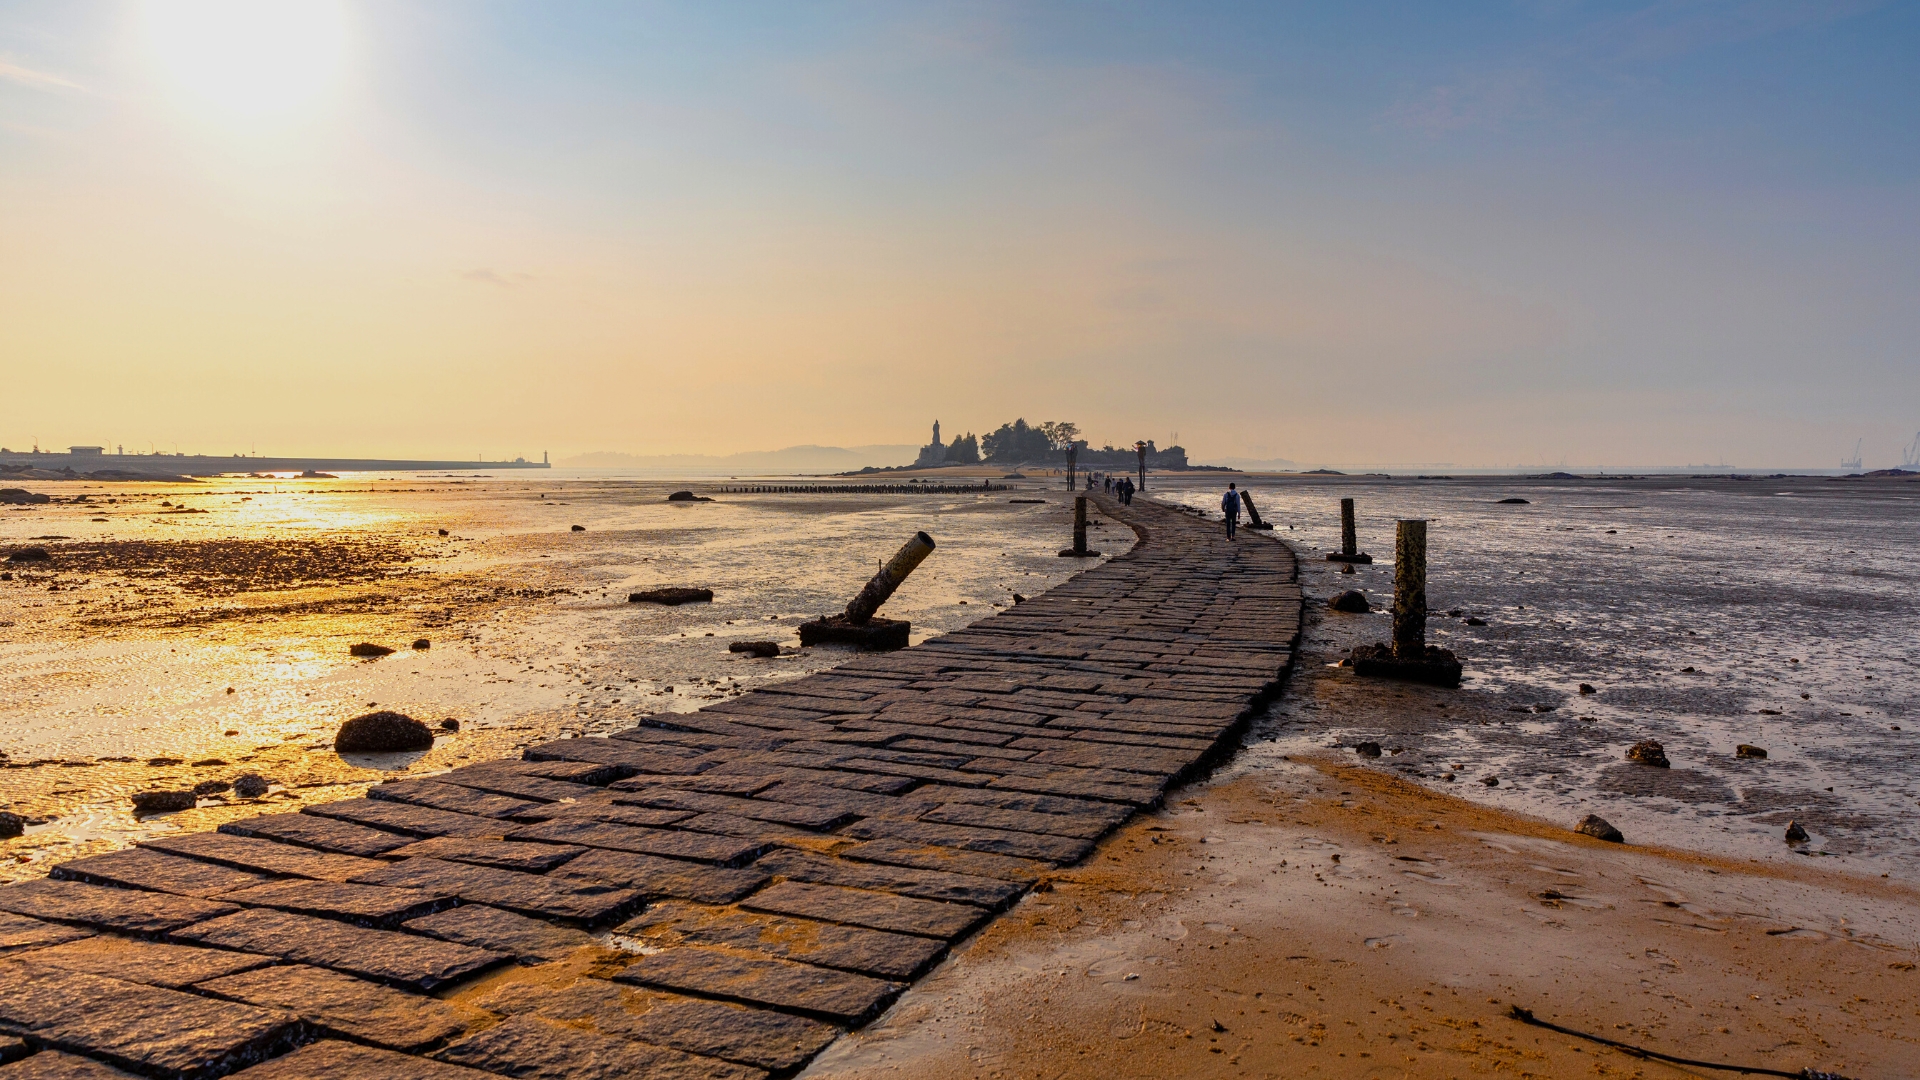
[1066,444,1077,490]
[845,531,936,625]
[1392,520,1427,660]
[1135,441,1148,492]
[1341,498,1357,556]
[1073,496,1088,555]
[1240,490,1266,528]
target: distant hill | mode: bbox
[560,445,918,474]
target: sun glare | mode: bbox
[141,0,349,117]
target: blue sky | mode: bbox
[2,1,1915,467]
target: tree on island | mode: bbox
[981,419,1078,462]
[944,432,980,463]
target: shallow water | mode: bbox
[0,472,1115,866]
[1150,473,1920,881]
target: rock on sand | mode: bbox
[334,711,434,753]
[1574,814,1624,842]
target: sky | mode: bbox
[1,1,1916,469]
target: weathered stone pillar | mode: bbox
[845,531,935,625]
[1340,498,1357,556]
[1392,519,1427,660]
[1073,496,1088,554]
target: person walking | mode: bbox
[1221,482,1241,540]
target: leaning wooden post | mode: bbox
[845,531,935,625]
[1392,519,1427,660]
[1341,498,1357,556]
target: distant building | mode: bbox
[68,446,104,456]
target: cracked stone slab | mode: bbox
[0,881,236,938]
[482,978,839,1074]
[173,908,507,992]
[918,800,1117,840]
[509,820,766,866]
[217,880,454,930]
[551,850,769,905]
[404,905,596,964]
[48,849,279,900]
[0,914,91,955]
[225,1041,497,1080]
[0,1051,139,1078]
[616,901,944,981]
[738,880,989,940]
[507,800,694,829]
[607,787,854,830]
[349,857,639,927]
[383,836,587,873]
[302,800,504,840]
[615,946,903,1025]
[752,849,1022,909]
[428,769,603,805]
[197,964,473,1053]
[434,1014,765,1080]
[139,833,386,883]
[23,936,273,990]
[219,813,414,858]
[0,960,301,1079]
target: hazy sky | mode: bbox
[2,1,1915,468]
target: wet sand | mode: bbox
[1,475,1117,876]
[802,756,1919,1079]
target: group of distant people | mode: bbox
[1101,473,1137,504]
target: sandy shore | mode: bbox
[801,754,1920,1079]
[802,532,1920,1079]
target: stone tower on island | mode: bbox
[913,420,946,467]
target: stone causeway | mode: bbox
[0,493,1302,1079]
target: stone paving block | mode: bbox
[834,838,1049,884]
[0,960,300,1079]
[493,759,629,786]
[24,936,272,990]
[842,817,1093,864]
[615,946,904,1025]
[303,799,505,840]
[985,772,1166,807]
[429,770,602,805]
[349,857,639,927]
[520,738,706,777]
[384,836,587,873]
[368,779,541,820]
[0,881,235,938]
[754,849,1021,910]
[436,1014,764,1080]
[48,849,278,900]
[509,820,765,866]
[404,905,595,964]
[174,908,507,992]
[219,879,454,929]
[140,833,387,883]
[225,1041,496,1080]
[1022,744,1202,775]
[0,914,90,955]
[197,964,473,1053]
[705,760,915,795]
[617,902,943,982]
[748,781,904,818]
[671,813,814,845]
[740,880,989,940]
[552,850,769,905]
[0,1051,138,1079]
[608,787,853,829]
[493,980,838,1073]
[219,813,414,858]
[920,801,1115,840]
[902,784,1133,824]
[513,799,696,829]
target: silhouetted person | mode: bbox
[1221,482,1240,539]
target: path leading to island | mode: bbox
[0,494,1300,1079]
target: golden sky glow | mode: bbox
[2,3,1916,468]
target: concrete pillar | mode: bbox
[1341,498,1357,556]
[1393,519,1427,660]
[1073,496,1088,555]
